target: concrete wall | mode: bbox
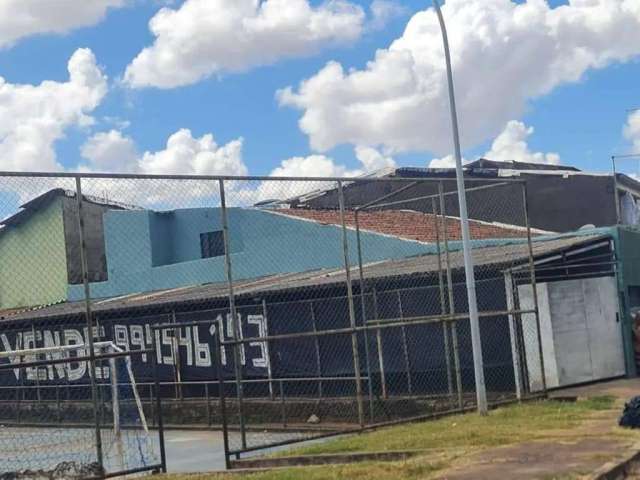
[520,277,625,390]
[62,196,116,284]
[615,227,640,376]
[0,198,68,309]
[303,175,618,233]
[149,209,243,266]
[68,207,430,300]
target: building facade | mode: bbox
[0,190,123,309]
[279,160,640,233]
[67,207,432,301]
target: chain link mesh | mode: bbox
[0,174,550,472]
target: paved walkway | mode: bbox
[435,378,640,479]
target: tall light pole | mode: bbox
[432,0,487,415]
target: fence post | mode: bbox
[261,300,275,401]
[214,331,230,470]
[56,384,61,424]
[337,181,365,427]
[280,380,287,428]
[396,291,413,395]
[74,176,104,472]
[522,183,547,394]
[219,179,247,449]
[151,338,167,473]
[30,321,41,402]
[170,311,182,401]
[149,384,155,428]
[439,182,463,409]
[354,210,375,422]
[504,271,523,400]
[309,303,323,399]
[372,288,387,399]
[15,384,21,424]
[432,197,454,398]
[205,382,212,426]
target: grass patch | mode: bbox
[160,396,617,480]
[277,396,616,456]
[159,458,448,480]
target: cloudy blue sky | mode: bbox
[0,0,639,178]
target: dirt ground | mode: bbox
[434,378,640,479]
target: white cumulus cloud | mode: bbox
[355,145,396,171]
[80,130,138,173]
[429,120,559,167]
[428,154,460,169]
[81,128,247,176]
[484,120,560,165]
[245,146,396,203]
[79,128,247,207]
[268,154,359,178]
[624,111,640,152]
[267,145,395,178]
[370,0,408,30]
[79,130,396,206]
[0,48,108,172]
[0,0,125,49]
[279,0,640,155]
[140,129,246,176]
[124,0,366,89]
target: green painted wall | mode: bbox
[0,198,68,309]
[614,226,640,377]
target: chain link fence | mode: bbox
[210,177,546,464]
[0,173,549,473]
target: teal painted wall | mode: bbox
[68,207,431,300]
[614,227,640,377]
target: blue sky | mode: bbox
[0,0,639,177]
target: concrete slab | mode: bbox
[435,438,630,480]
[549,378,640,402]
[434,378,640,479]
[161,430,227,473]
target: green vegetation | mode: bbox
[163,459,448,480]
[276,396,615,456]
[161,396,621,480]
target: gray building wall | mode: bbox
[299,174,619,233]
[61,196,119,284]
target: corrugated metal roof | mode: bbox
[0,234,606,323]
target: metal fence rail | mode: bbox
[0,346,164,478]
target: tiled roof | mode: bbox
[273,208,543,242]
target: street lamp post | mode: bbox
[432,0,488,415]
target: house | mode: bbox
[3,179,637,397]
[66,206,434,301]
[0,189,130,309]
[67,204,532,301]
[0,188,532,309]
[0,226,636,397]
[274,159,640,233]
